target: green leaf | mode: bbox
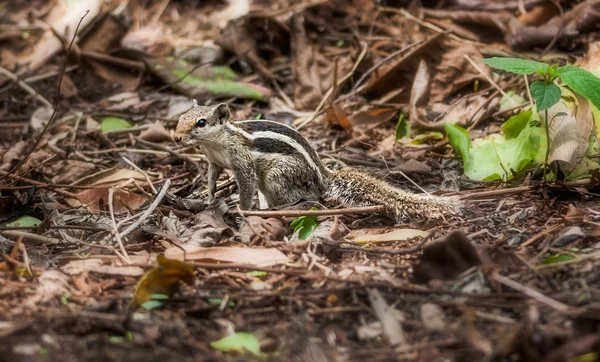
[458,123,546,181]
[410,131,443,144]
[100,117,132,133]
[480,57,548,75]
[291,207,319,240]
[502,111,532,139]
[210,332,264,357]
[530,81,561,111]
[543,254,576,264]
[150,293,170,300]
[557,65,600,110]
[444,123,471,163]
[141,300,164,310]
[6,216,42,227]
[395,113,409,142]
[247,271,268,278]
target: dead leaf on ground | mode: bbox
[238,216,288,244]
[546,97,593,173]
[72,167,147,186]
[180,199,234,246]
[72,187,147,213]
[13,0,101,75]
[139,121,174,142]
[424,1,600,50]
[325,104,353,130]
[367,288,407,346]
[25,270,75,307]
[350,228,428,244]
[42,160,96,184]
[61,257,148,276]
[291,14,351,110]
[1,141,27,171]
[164,245,290,267]
[133,255,195,306]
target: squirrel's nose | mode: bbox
[173,134,182,142]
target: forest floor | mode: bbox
[1,0,600,361]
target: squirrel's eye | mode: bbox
[196,119,207,127]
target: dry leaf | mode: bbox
[133,255,195,306]
[351,228,428,244]
[325,104,352,129]
[25,270,75,307]
[72,167,146,186]
[73,187,147,213]
[164,245,290,267]
[61,258,145,276]
[546,97,593,172]
[139,121,174,142]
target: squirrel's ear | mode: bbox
[214,103,230,124]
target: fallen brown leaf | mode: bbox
[164,245,290,267]
[133,255,195,306]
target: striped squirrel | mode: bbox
[173,102,461,222]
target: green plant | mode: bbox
[480,57,600,181]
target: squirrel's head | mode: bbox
[173,102,231,144]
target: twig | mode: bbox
[0,230,60,245]
[491,273,571,313]
[121,156,157,194]
[0,225,109,232]
[118,179,171,238]
[0,66,51,107]
[464,54,516,106]
[108,188,131,264]
[0,10,89,182]
[229,205,386,218]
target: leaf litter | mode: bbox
[1,0,600,361]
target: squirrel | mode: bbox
[173,102,461,222]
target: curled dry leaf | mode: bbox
[546,97,593,173]
[133,255,195,306]
[1,141,27,171]
[139,121,174,142]
[180,199,233,246]
[325,104,352,130]
[73,187,147,213]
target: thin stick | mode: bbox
[0,10,89,182]
[230,205,385,218]
[464,54,517,106]
[121,156,157,194]
[0,230,60,245]
[108,188,131,264]
[118,179,171,238]
[0,66,51,107]
[492,273,570,313]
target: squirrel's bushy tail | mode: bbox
[324,168,461,222]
